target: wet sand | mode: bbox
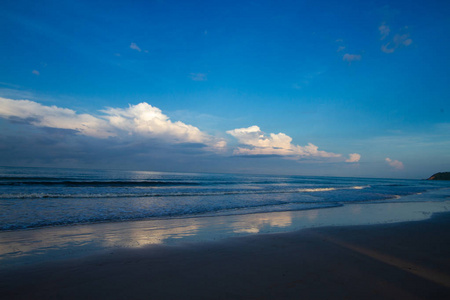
[1,212,450,299]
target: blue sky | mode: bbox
[0,0,449,178]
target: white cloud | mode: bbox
[101,103,216,145]
[32,70,40,76]
[226,126,341,159]
[346,153,361,163]
[0,97,226,151]
[337,46,346,52]
[385,157,404,170]
[130,42,141,52]
[0,97,113,138]
[343,53,361,63]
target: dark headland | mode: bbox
[427,172,450,180]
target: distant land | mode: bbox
[427,172,450,180]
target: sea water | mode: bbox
[1,166,449,231]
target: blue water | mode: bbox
[1,166,449,231]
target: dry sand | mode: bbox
[1,212,450,299]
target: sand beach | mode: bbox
[1,201,450,299]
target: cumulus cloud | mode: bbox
[226,126,341,159]
[346,153,361,163]
[343,54,361,63]
[101,103,220,146]
[0,97,226,151]
[0,98,114,138]
[130,42,141,52]
[385,157,404,170]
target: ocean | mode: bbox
[1,166,449,232]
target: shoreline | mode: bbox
[1,210,450,299]
[1,194,450,269]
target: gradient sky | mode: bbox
[0,0,449,178]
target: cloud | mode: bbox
[130,42,141,52]
[227,126,341,159]
[380,22,412,54]
[0,97,226,151]
[385,157,404,170]
[379,23,390,40]
[381,34,412,53]
[381,44,395,54]
[335,39,345,52]
[346,153,361,163]
[292,71,324,90]
[32,70,40,76]
[189,73,207,81]
[101,103,223,147]
[0,97,113,138]
[0,82,21,88]
[343,54,361,63]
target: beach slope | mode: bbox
[1,212,450,299]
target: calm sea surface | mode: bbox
[1,166,449,231]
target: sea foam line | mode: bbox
[0,186,370,199]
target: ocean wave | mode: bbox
[0,180,201,187]
[0,202,340,231]
[0,185,370,199]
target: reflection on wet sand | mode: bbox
[233,212,292,233]
[1,199,450,268]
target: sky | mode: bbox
[0,0,449,179]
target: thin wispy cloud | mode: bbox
[0,88,36,100]
[130,42,141,52]
[227,125,348,160]
[0,82,21,88]
[379,23,412,54]
[292,71,324,90]
[32,70,40,76]
[335,39,346,52]
[189,73,207,81]
[379,23,390,40]
[382,34,413,53]
[0,97,226,151]
[343,53,361,63]
[385,157,404,170]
